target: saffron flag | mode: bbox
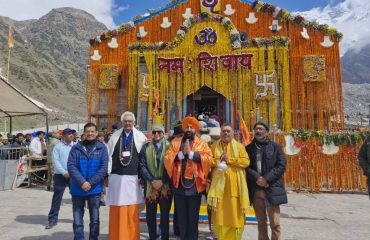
[8,25,14,48]
[238,111,251,146]
[152,89,160,118]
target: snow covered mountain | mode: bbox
[298,0,370,84]
[298,0,370,56]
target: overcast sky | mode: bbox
[0,0,343,29]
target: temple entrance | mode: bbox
[186,86,226,124]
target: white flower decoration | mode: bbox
[232,41,241,49]
[183,19,192,28]
[176,29,186,39]
[288,14,296,21]
[222,17,231,25]
[230,29,239,35]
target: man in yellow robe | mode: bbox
[208,123,250,240]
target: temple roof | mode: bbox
[89,0,343,46]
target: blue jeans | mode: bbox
[47,174,69,223]
[72,194,101,240]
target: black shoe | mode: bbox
[100,200,106,206]
[45,221,57,229]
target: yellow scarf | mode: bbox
[207,139,250,213]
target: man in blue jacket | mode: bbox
[67,123,108,240]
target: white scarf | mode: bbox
[106,127,147,174]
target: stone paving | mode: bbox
[0,186,369,240]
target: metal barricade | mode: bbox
[25,155,49,187]
[0,147,29,190]
[0,146,49,189]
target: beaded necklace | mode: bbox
[181,170,195,189]
[119,135,134,167]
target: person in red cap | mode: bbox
[164,116,212,240]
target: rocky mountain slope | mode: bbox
[342,83,370,117]
[341,44,370,84]
[0,8,107,126]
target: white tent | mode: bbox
[0,76,49,133]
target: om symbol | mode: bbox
[195,28,218,46]
[202,0,219,12]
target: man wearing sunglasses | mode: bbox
[139,124,172,240]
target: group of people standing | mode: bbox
[45,111,288,240]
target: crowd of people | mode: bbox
[2,111,370,240]
[39,111,288,240]
[0,133,31,160]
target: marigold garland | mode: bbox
[88,0,345,140]
[274,130,369,193]
[89,0,342,46]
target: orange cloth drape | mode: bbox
[109,205,140,240]
[164,135,212,193]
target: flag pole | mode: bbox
[6,48,11,83]
[7,25,14,83]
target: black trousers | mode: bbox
[47,174,69,222]
[174,194,202,240]
[146,194,173,240]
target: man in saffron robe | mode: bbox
[106,112,147,240]
[139,124,172,240]
[208,123,250,240]
[164,116,212,240]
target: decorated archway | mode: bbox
[186,86,226,123]
[128,12,291,131]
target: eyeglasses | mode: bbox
[254,127,267,132]
[152,130,163,135]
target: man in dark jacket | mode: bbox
[359,135,370,198]
[11,133,27,160]
[11,133,26,148]
[67,123,108,240]
[246,122,287,240]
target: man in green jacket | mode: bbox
[139,124,172,240]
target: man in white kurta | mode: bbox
[106,112,147,240]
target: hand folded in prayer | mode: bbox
[183,139,191,155]
[220,152,228,163]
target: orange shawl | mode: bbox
[164,136,212,193]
